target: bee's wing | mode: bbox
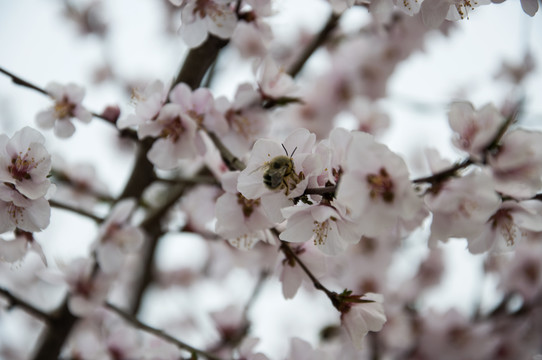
[250,163,268,175]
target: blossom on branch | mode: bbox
[93,199,144,274]
[237,128,321,223]
[35,82,92,138]
[0,126,52,200]
[336,131,424,238]
[448,101,504,161]
[340,292,387,350]
[215,171,275,250]
[172,0,238,48]
[487,129,542,198]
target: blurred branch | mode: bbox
[287,12,341,78]
[207,131,246,171]
[412,158,473,185]
[105,302,225,360]
[209,270,269,353]
[0,287,51,322]
[156,175,220,186]
[49,199,104,223]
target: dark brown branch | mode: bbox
[171,35,229,90]
[0,67,48,95]
[207,131,246,171]
[287,12,341,78]
[128,184,190,314]
[105,302,225,360]
[412,158,473,184]
[279,240,340,309]
[0,287,51,322]
[304,186,336,196]
[49,199,104,223]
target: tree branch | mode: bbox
[0,66,119,127]
[49,199,104,223]
[105,302,225,360]
[0,67,48,95]
[287,12,341,78]
[279,240,340,309]
[0,287,51,322]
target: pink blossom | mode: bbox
[61,257,111,316]
[448,102,504,160]
[257,57,298,100]
[237,128,321,223]
[340,292,387,350]
[488,129,542,198]
[35,82,92,138]
[280,203,361,255]
[336,131,424,238]
[349,97,390,137]
[169,82,228,134]
[426,169,501,246]
[94,199,145,274]
[468,200,542,254]
[421,0,491,28]
[500,241,542,303]
[278,243,327,299]
[178,0,237,48]
[0,183,51,233]
[0,127,52,200]
[117,80,169,130]
[218,83,270,157]
[139,103,198,170]
[215,171,275,249]
[0,231,47,266]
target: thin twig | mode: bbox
[0,66,118,128]
[0,287,51,322]
[287,12,341,78]
[0,67,48,95]
[278,240,340,309]
[412,158,473,184]
[49,199,104,223]
[104,302,225,360]
[207,131,246,171]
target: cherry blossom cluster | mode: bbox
[1,0,541,359]
[329,0,537,26]
[0,127,53,264]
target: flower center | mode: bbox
[313,219,332,246]
[366,167,394,203]
[8,150,38,182]
[237,193,260,218]
[160,116,185,142]
[54,97,75,119]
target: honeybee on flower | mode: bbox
[237,129,322,223]
[255,144,299,195]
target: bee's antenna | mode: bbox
[281,144,297,157]
[281,143,288,156]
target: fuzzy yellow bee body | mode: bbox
[259,146,301,195]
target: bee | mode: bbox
[259,145,300,194]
